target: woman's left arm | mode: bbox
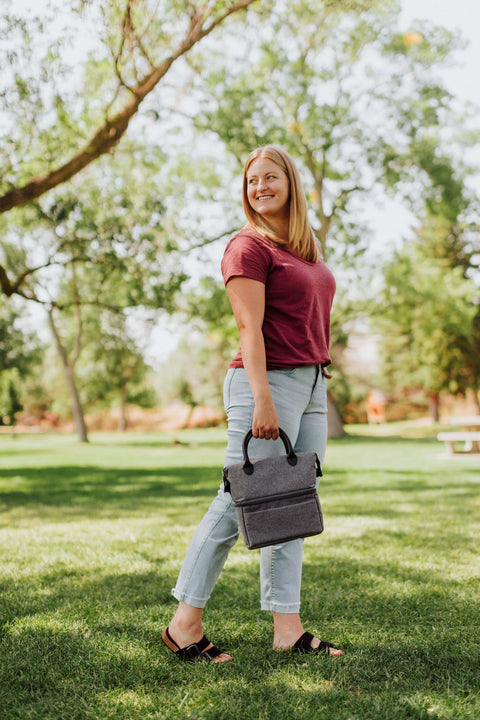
[226,277,279,440]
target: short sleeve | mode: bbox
[221,231,272,286]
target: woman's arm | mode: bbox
[226,277,279,440]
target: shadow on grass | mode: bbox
[0,465,222,521]
[1,554,478,720]
[0,435,479,718]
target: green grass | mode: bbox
[0,427,479,720]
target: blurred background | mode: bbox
[1,0,479,442]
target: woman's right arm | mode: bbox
[226,276,279,441]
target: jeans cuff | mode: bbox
[171,588,208,609]
[260,601,301,613]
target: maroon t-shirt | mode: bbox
[221,228,336,370]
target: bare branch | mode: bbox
[331,184,367,214]
[185,226,239,250]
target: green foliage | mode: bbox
[0,0,259,206]
[375,119,480,410]
[0,302,40,373]
[0,5,82,191]
[72,309,157,409]
[0,368,22,424]
[0,143,187,308]
[376,241,478,400]
[189,0,473,268]
[0,302,43,422]
[2,0,479,425]
[0,144,188,435]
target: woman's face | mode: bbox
[246,158,290,222]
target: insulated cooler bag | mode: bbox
[223,428,324,550]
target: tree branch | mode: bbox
[331,184,366,215]
[185,226,239,250]
[302,142,330,257]
[0,0,257,214]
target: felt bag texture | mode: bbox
[223,428,324,550]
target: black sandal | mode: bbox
[161,626,224,662]
[293,631,339,655]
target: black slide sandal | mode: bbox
[161,626,223,662]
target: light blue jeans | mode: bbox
[172,365,329,613]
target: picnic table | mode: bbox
[437,416,480,454]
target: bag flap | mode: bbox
[225,451,318,503]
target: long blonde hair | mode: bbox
[242,145,319,262]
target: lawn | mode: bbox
[0,427,478,720]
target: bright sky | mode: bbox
[401,0,480,106]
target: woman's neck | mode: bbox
[263,214,290,243]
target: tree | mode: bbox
[0,147,187,440]
[0,0,261,438]
[0,303,42,425]
[376,242,478,420]
[188,0,469,262]
[370,77,480,417]
[156,277,238,417]
[77,310,156,431]
[0,0,258,216]
[0,303,40,375]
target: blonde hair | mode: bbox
[242,145,319,262]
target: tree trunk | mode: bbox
[182,404,197,429]
[47,308,88,443]
[327,393,345,438]
[64,364,89,443]
[429,392,440,422]
[118,384,128,432]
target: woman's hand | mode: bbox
[252,396,279,440]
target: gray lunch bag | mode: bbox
[223,428,324,550]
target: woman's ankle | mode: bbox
[170,603,204,638]
[272,612,304,648]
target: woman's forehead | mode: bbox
[247,157,284,176]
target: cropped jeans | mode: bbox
[172,365,329,613]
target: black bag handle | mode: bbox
[242,427,297,475]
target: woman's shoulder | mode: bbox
[221,227,274,283]
[229,226,267,245]
[224,227,273,257]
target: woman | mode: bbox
[162,145,341,663]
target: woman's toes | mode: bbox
[214,651,233,663]
[329,646,343,656]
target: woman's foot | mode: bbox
[167,609,232,663]
[273,631,342,656]
[272,612,342,656]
